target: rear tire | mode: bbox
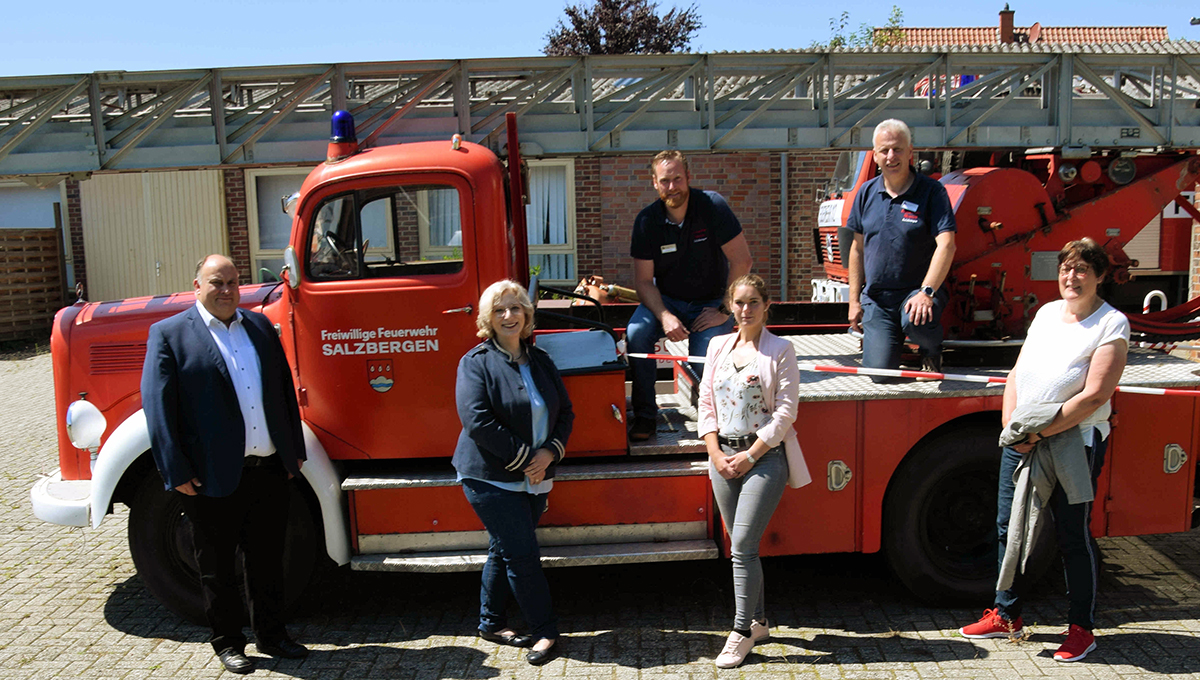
[883,424,1055,604]
[127,469,321,625]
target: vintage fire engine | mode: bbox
[30,113,1200,623]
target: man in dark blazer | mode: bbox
[141,254,308,674]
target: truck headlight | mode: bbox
[65,400,107,450]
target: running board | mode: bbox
[342,459,707,491]
[350,539,719,573]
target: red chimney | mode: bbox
[999,4,1015,43]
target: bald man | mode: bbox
[141,255,308,673]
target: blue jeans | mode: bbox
[460,478,558,640]
[709,446,789,631]
[627,295,735,419]
[861,288,946,384]
[995,430,1107,630]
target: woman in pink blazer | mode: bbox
[697,274,812,668]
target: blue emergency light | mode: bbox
[331,110,357,143]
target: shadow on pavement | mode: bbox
[244,645,499,679]
[102,536,1200,672]
[1020,630,1200,673]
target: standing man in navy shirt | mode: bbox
[846,119,956,380]
[627,150,753,440]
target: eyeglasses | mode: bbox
[1058,263,1093,276]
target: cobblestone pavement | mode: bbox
[4,347,1200,679]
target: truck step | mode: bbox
[342,458,707,491]
[629,396,705,457]
[350,539,719,572]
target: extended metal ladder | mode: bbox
[3,43,1200,175]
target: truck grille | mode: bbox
[90,342,147,375]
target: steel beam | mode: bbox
[0,77,89,165]
[222,67,334,164]
[102,73,213,169]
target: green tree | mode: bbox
[543,0,703,56]
[815,5,904,49]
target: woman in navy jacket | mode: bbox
[453,279,573,666]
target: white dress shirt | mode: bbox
[195,301,276,457]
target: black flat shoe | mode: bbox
[526,640,559,666]
[479,630,534,648]
[217,648,255,674]
[257,638,309,658]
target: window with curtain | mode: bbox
[524,160,576,285]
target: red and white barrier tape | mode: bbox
[626,352,1200,397]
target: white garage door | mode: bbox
[80,170,227,301]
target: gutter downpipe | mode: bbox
[779,152,789,301]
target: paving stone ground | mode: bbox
[3,345,1199,678]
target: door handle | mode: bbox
[443,306,473,314]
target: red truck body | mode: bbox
[32,116,1200,622]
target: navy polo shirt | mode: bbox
[845,170,956,296]
[630,188,742,302]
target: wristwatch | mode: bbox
[919,285,935,297]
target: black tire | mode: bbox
[882,424,1055,604]
[127,469,321,625]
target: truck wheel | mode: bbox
[127,471,321,625]
[882,424,1055,604]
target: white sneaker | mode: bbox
[750,619,770,644]
[715,631,754,668]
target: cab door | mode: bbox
[291,175,481,459]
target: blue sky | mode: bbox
[5,0,1199,78]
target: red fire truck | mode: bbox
[30,113,1200,623]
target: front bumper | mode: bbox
[30,470,91,527]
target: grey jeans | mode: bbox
[709,445,789,630]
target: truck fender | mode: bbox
[90,410,151,529]
[89,411,350,567]
[299,423,350,566]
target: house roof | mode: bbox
[882,26,1169,47]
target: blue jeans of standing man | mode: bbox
[994,430,1107,630]
[627,294,734,419]
[709,446,789,631]
[460,478,558,640]
[861,288,947,383]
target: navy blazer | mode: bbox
[452,339,573,484]
[141,304,306,497]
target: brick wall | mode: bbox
[786,151,842,301]
[223,169,250,274]
[394,197,421,262]
[574,157,603,278]
[585,152,794,300]
[65,178,85,295]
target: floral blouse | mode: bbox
[713,352,771,438]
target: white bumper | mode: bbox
[30,470,91,527]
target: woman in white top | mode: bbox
[697,274,812,669]
[959,238,1129,663]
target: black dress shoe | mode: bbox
[526,639,559,666]
[478,630,534,648]
[629,416,656,442]
[257,638,309,658]
[217,648,255,674]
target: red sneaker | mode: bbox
[959,608,1023,639]
[1054,625,1096,662]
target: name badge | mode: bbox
[661,243,678,254]
[901,200,919,212]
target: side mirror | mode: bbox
[283,246,300,289]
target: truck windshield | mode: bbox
[829,151,869,193]
[308,184,464,280]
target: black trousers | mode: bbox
[178,461,290,654]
